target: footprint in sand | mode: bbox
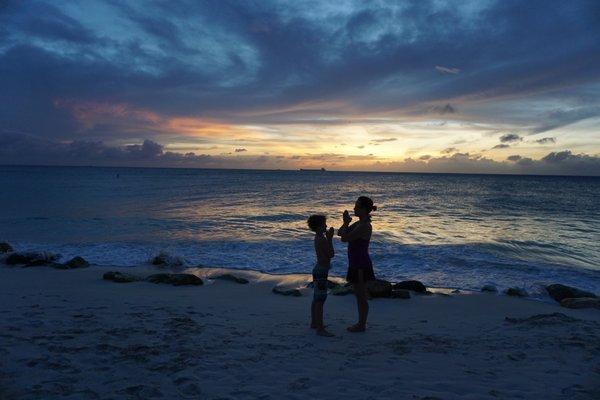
[174,376,203,398]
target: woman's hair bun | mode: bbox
[372,205,377,211]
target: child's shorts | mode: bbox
[312,264,330,301]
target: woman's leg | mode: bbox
[348,270,368,332]
[311,301,317,328]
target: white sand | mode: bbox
[0,265,598,400]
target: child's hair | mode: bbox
[357,196,377,212]
[307,214,326,232]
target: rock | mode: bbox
[330,285,354,296]
[103,271,139,283]
[272,287,302,297]
[505,287,528,297]
[305,279,338,289]
[146,273,203,286]
[393,280,427,293]
[150,251,184,267]
[560,297,600,310]
[4,251,58,266]
[0,242,13,253]
[366,279,393,298]
[390,289,411,299]
[546,284,596,303]
[481,284,498,293]
[53,256,90,269]
[212,274,249,284]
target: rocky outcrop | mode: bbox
[546,284,596,303]
[4,252,58,266]
[366,279,393,298]
[212,274,249,284]
[53,256,90,269]
[305,279,338,289]
[560,297,600,310]
[0,242,13,253]
[330,285,353,296]
[103,271,140,283]
[505,287,528,297]
[481,284,498,293]
[391,289,411,299]
[272,287,302,297]
[146,273,203,286]
[393,280,427,293]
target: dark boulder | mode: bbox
[0,242,13,253]
[146,273,203,286]
[305,279,338,289]
[546,284,596,303]
[366,279,393,298]
[5,252,58,266]
[391,289,411,299]
[560,297,600,310]
[505,287,528,297]
[481,284,498,293]
[272,287,302,297]
[54,256,90,269]
[103,271,139,283]
[212,274,249,284]
[393,280,427,293]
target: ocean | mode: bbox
[1,165,599,295]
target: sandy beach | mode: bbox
[0,265,598,400]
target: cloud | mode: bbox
[430,103,456,115]
[2,133,599,175]
[370,138,397,143]
[534,137,556,144]
[441,147,458,154]
[499,133,522,143]
[435,66,460,75]
[0,0,598,145]
[234,148,247,152]
[492,144,510,149]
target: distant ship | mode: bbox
[299,168,326,172]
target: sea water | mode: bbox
[1,165,599,294]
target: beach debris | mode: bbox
[366,279,393,298]
[150,251,185,267]
[53,256,90,269]
[481,284,498,293]
[546,284,596,303]
[393,280,427,293]
[330,285,353,296]
[560,297,600,310]
[272,287,302,297]
[504,287,528,297]
[146,273,203,286]
[505,312,579,326]
[212,274,249,284]
[0,242,13,253]
[4,251,59,266]
[391,289,411,299]
[103,271,140,283]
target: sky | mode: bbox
[1,0,600,175]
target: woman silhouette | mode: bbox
[338,196,377,332]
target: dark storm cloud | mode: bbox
[0,0,599,141]
[507,155,522,162]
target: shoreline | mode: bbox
[1,264,599,399]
